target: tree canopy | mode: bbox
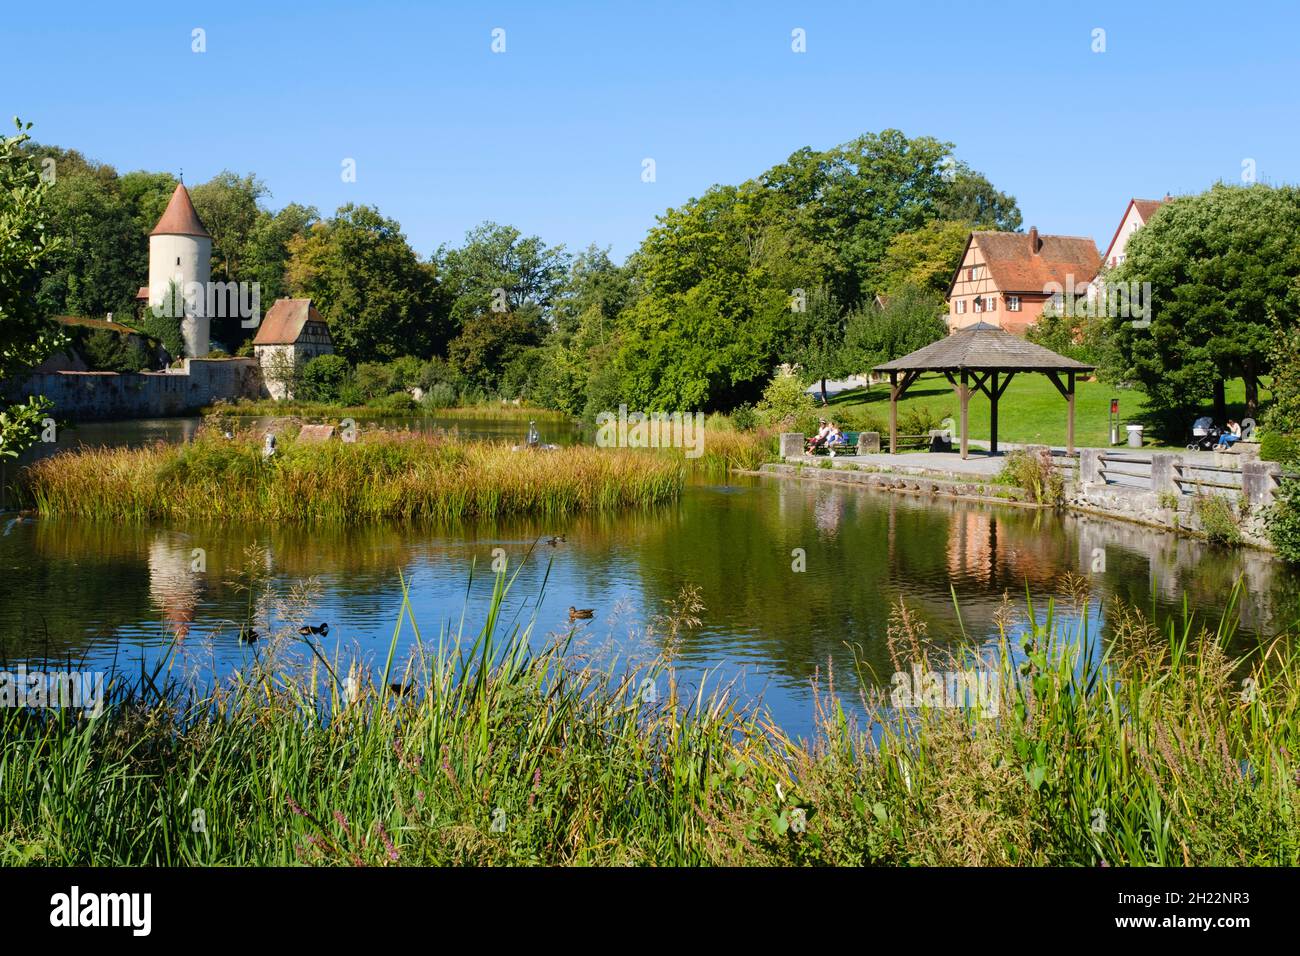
[1107,183,1300,426]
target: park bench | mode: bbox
[809,430,861,456]
[807,429,951,456]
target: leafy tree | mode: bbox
[1,119,66,459]
[878,219,972,300]
[788,286,847,405]
[436,222,570,328]
[554,244,631,335]
[1263,312,1300,438]
[608,129,1019,410]
[935,164,1022,231]
[118,170,178,234]
[245,202,318,303]
[447,304,547,394]
[189,171,267,282]
[286,204,449,362]
[1108,184,1300,431]
[843,284,947,372]
[80,328,151,372]
[36,167,143,318]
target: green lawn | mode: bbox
[823,374,1264,449]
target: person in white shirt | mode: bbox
[807,419,832,452]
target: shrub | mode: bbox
[1267,479,1300,562]
[730,403,758,431]
[419,381,459,410]
[834,406,886,435]
[300,354,351,403]
[417,357,464,395]
[898,405,944,435]
[1260,431,1300,465]
[353,362,395,400]
[755,372,818,433]
[366,392,418,413]
[387,356,424,391]
[337,383,365,407]
[1194,493,1242,546]
[998,448,1064,505]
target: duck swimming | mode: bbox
[568,606,595,621]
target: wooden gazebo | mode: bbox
[872,322,1094,458]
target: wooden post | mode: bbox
[959,369,969,460]
[889,371,898,455]
[989,371,999,454]
[1066,372,1076,455]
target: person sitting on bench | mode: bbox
[806,419,832,452]
[1217,419,1242,448]
[825,423,847,454]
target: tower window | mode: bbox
[176,257,181,265]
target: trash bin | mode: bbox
[1125,424,1144,448]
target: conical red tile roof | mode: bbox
[150,183,210,238]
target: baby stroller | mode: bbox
[1187,416,1222,451]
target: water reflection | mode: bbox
[2,475,1297,738]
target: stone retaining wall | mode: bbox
[3,358,265,421]
[757,462,1035,506]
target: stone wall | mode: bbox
[3,357,265,421]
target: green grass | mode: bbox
[1,572,1296,865]
[823,375,1264,449]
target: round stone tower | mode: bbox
[148,182,212,358]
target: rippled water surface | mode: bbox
[5,446,1298,737]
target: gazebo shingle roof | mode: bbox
[873,322,1094,373]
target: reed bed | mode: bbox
[1,574,1296,866]
[685,423,778,475]
[19,428,683,523]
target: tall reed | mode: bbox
[1,573,1295,865]
[19,428,683,523]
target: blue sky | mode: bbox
[8,0,1299,262]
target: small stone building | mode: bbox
[252,298,334,400]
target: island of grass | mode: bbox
[19,426,686,523]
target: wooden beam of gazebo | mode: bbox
[873,321,1094,459]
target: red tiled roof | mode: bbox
[1131,198,1166,222]
[150,183,210,238]
[252,298,328,345]
[958,230,1100,294]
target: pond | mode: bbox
[4,440,1299,738]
